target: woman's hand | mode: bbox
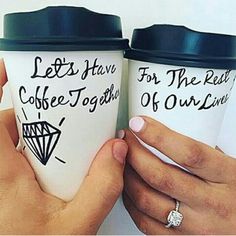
[123,116,236,234]
[0,59,128,234]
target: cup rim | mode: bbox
[0,38,129,51]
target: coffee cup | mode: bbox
[0,6,129,201]
[125,25,236,164]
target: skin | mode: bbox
[0,59,128,234]
[123,116,236,234]
[2,56,236,235]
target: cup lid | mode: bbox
[0,6,129,51]
[125,24,236,69]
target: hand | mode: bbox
[123,116,236,234]
[0,59,128,234]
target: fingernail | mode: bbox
[129,117,145,133]
[113,141,128,164]
[117,129,125,139]
[0,88,2,103]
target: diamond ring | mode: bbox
[165,200,183,228]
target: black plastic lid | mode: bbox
[0,6,129,51]
[125,24,236,69]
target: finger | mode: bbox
[0,121,26,179]
[0,109,19,146]
[62,139,128,234]
[0,59,7,101]
[123,193,176,235]
[124,165,175,224]
[129,116,235,183]
[125,165,182,222]
[0,122,16,158]
[124,130,211,206]
[0,86,2,101]
[124,165,204,234]
[0,59,7,86]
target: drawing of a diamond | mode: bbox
[22,121,61,166]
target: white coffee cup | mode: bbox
[0,6,129,201]
[100,35,236,233]
[125,25,236,165]
[101,25,236,235]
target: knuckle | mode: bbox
[204,196,231,219]
[103,175,124,197]
[204,195,216,210]
[146,172,157,187]
[136,216,148,234]
[151,133,165,150]
[204,195,215,209]
[158,175,174,192]
[88,172,124,203]
[215,203,231,219]
[148,172,175,193]
[184,143,204,169]
[136,191,151,213]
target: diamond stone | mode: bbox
[167,210,183,227]
[23,121,61,166]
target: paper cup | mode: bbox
[0,6,129,201]
[125,25,236,164]
[100,25,236,236]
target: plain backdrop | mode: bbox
[0,0,236,234]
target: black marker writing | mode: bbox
[204,70,232,85]
[164,94,201,110]
[81,58,117,80]
[141,92,160,112]
[31,56,79,79]
[138,67,160,85]
[167,68,201,89]
[69,88,87,108]
[162,93,230,111]
[19,84,119,113]
[19,86,69,110]
[198,93,230,110]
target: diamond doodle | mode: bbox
[22,121,61,165]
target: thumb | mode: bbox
[62,138,128,234]
[0,59,7,102]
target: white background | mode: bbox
[1,0,236,234]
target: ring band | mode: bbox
[165,200,183,228]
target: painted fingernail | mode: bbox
[129,116,145,132]
[113,141,128,164]
[117,129,125,139]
